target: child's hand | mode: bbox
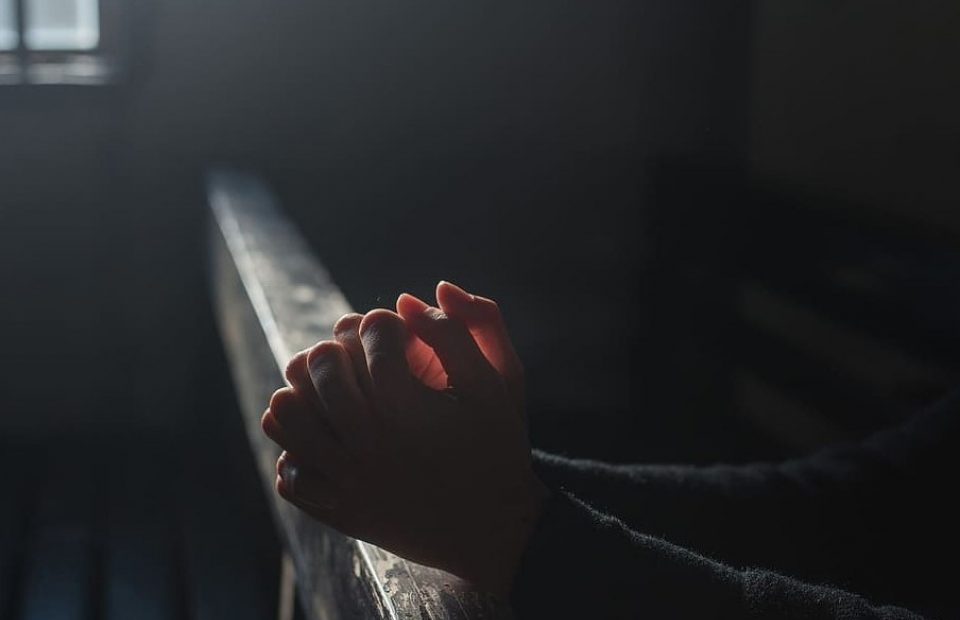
[261,282,545,596]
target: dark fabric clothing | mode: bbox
[511,388,960,618]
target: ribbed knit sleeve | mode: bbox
[511,491,925,619]
[514,388,960,617]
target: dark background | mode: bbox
[1,2,959,618]
[1,0,959,459]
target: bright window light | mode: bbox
[24,0,99,51]
[0,0,18,51]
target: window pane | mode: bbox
[24,0,99,50]
[0,0,18,51]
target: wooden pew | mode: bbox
[208,170,510,620]
[647,163,960,454]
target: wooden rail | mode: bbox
[208,170,510,620]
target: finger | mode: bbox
[333,313,374,398]
[396,293,500,397]
[435,281,524,401]
[306,340,370,447]
[261,407,291,445]
[276,453,344,518]
[262,389,348,469]
[404,333,449,391]
[284,350,323,408]
[262,407,347,471]
[435,281,523,380]
[390,300,448,390]
[358,310,418,410]
[266,388,320,446]
[276,452,367,539]
[277,451,354,502]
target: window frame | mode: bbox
[0,0,127,86]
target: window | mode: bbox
[0,0,122,85]
[24,0,100,51]
[0,1,17,51]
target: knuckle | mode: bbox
[284,350,309,383]
[308,340,345,371]
[269,387,297,411]
[333,313,363,337]
[359,310,406,351]
[313,339,343,357]
[359,309,401,336]
[261,409,276,434]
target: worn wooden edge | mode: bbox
[207,169,511,620]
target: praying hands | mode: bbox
[261,281,547,596]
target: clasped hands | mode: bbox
[261,281,546,596]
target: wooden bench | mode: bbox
[208,170,510,620]
[646,164,960,454]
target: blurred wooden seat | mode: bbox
[0,438,278,620]
[646,163,960,453]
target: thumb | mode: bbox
[396,293,501,399]
[435,281,524,403]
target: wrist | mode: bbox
[454,473,549,597]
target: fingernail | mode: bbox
[398,293,430,314]
[438,280,475,301]
[307,341,339,375]
[280,461,298,496]
[333,312,363,336]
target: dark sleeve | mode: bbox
[510,491,925,619]
[530,387,960,594]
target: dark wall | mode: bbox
[0,1,753,451]
[749,1,960,231]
